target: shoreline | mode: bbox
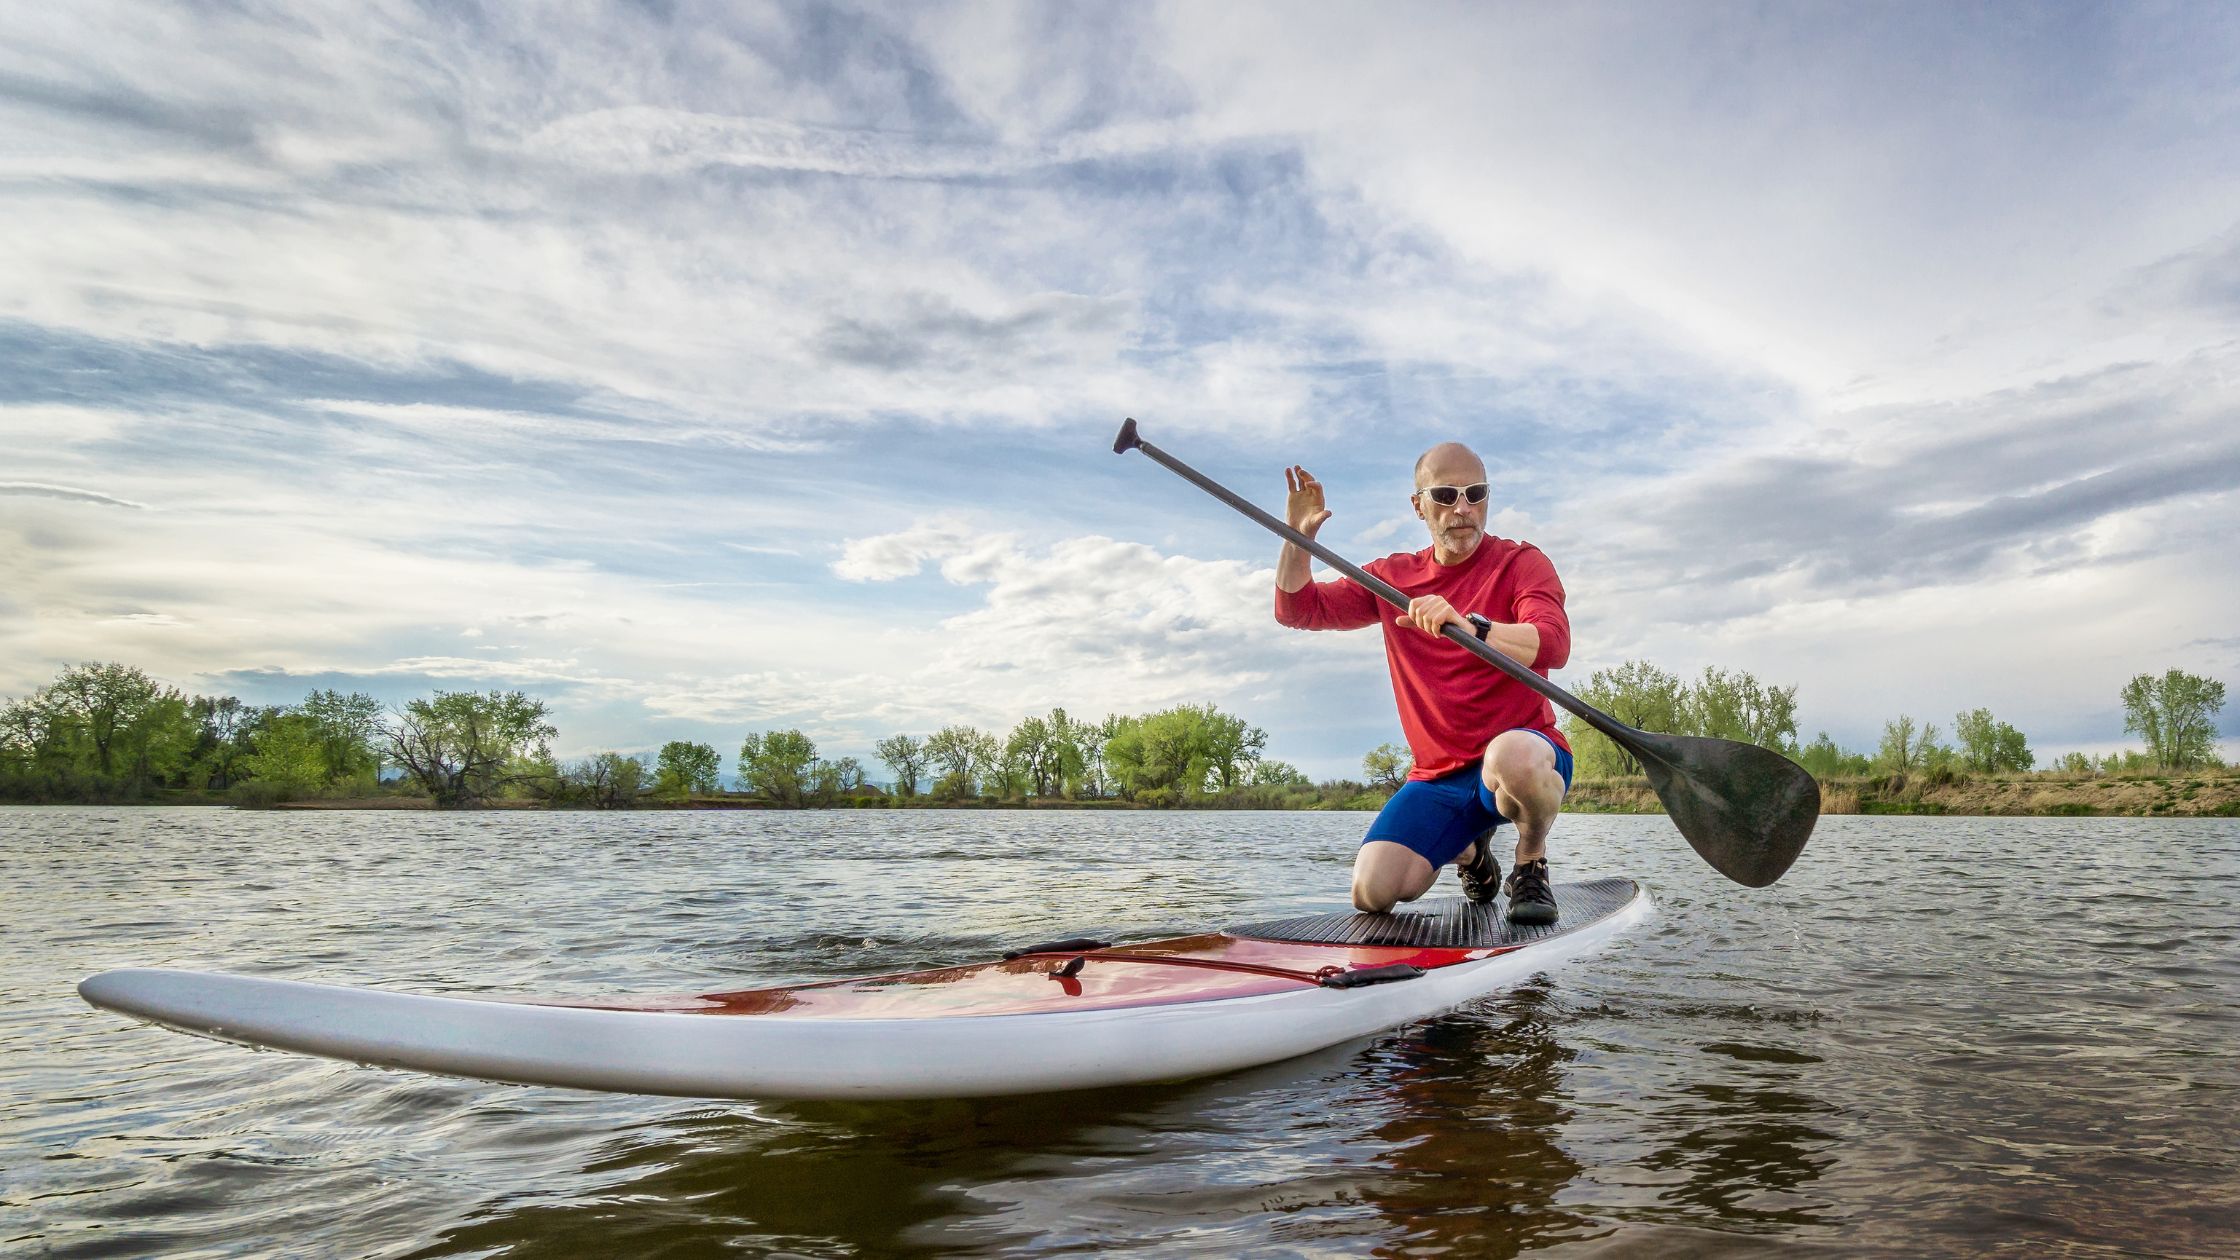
[1563,772,2240,818]
[9,772,2236,818]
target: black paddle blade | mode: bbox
[1629,730,1820,887]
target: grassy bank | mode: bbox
[1566,768,2240,818]
[261,789,1388,811]
[50,771,2240,817]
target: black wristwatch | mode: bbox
[1464,613,1493,641]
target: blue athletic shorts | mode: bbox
[1363,729,1574,867]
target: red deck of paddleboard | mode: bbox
[546,935,1506,1020]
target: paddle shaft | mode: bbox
[1113,419,1642,751]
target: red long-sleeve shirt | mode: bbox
[1275,537,1571,780]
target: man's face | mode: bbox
[1415,450,1489,555]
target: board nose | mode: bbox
[79,968,169,1017]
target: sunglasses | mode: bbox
[1415,482,1489,507]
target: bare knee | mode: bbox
[1352,841,1434,914]
[1484,733,1558,800]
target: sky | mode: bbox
[4,1,2238,780]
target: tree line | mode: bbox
[2,658,2224,810]
[1518,661,2227,785]
[0,663,384,804]
[0,662,1362,809]
[736,704,1323,807]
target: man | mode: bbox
[1274,443,1573,923]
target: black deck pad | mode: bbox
[1225,877,1640,949]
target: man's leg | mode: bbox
[1481,729,1564,862]
[1482,730,1566,924]
[1351,841,1441,913]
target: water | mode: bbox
[5,807,2236,1258]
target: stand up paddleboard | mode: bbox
[79,878,1647,1100]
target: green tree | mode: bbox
[1196,705,1268,792]
[563,752,647,808]
[1875,715,1940,776]
[1993,724,2033,773]
[1683,666,1800,754]
[1249,759,1310,787]
[1044,708,1092,798]
[190,695,255,790]
[1361,742,1411,792]
[1097,714,1161,799]
[34,662,194,792]
[924,725,1000,799]
[654,740,722,796]
[1567,660,1686,775]
[41,662,162,779]
[1000,715,1050,797]
[1101,705,1269,800]
[738,729,819,806]
[874,733,927,797]
[300,690,384,785]
[121,690,200,790]
[1954,707,2035,773]
[1797,732,1871,779]
[242,713,330,798]
[989,738,1030,800]
[1919,738,1958,774]
[386,690,558,807]
[0,695,56,775]
[805,755,868,806]
[2120,669,2227,771]
[1003,710,1087,798]
[1075,714,1127,799]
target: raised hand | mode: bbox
[1284,466,1333,538]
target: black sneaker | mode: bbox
[1457,826,1502,903]
[1504,857,1559,925]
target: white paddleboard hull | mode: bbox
[79,888,1648,1100]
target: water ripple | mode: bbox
[4,807,2236,1257]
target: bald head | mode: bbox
[1410,441,1490,563]
[1413,442,1485,488]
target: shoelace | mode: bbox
[1508,861,1553,902]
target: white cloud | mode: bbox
[820,525,1358,730]
[832,518,984,582]
[521,105,1189,180]
[0,482,148,509]
[3,2,2236,773]
[1153,4,2240,405]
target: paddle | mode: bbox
[1112,417,1818,888]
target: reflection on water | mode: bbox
[6,809,2238,1257]
[1351,986,1593,1257]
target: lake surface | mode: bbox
[5,806,2236,1258]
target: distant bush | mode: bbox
[227,780,291,809]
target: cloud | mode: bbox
[519,105,1188,180]
[2115,224,2240,317]
[1157,6,2240,403]
[817,524,1372,734]
[816,291,1133,373]
[832,518,984,581]
[0,481,147,509]
[5,3,2238,773]
[1559,355,2240,621]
